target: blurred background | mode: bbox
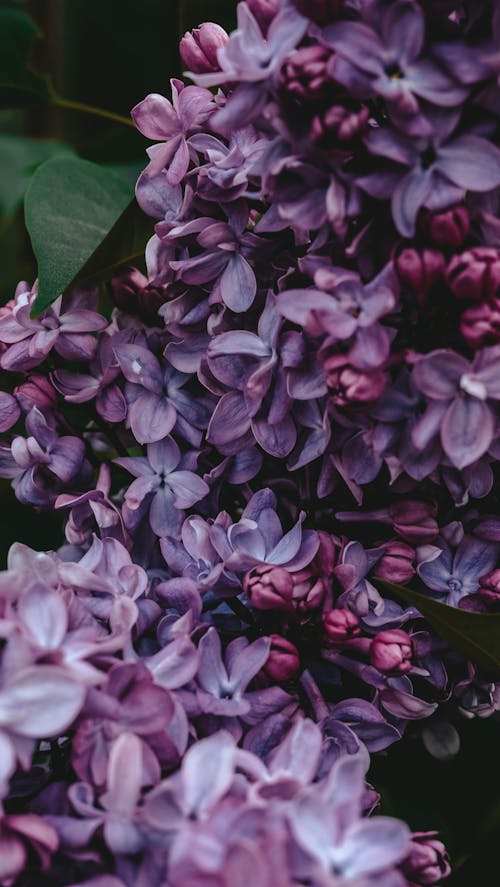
[0,3,499,882]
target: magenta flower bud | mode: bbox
[401,831,451,885]
[394,247,445,304]
[419,205,470,250]
[261,634,301,683]
[246,0,280,33]
[374,541,416,585]
[324,355,386,406]
[388,500,438,544]
[293,0,342,24]
[108,268,165,323]
[477,569,500,610]
[281,45,332,103]
[312,103,370,148]
[179,22,228,74]
[446,247,500,302]
[323,608,360,645]
[371,629,413,676]
[460,299,500,350]
[14,374,58,412]
[243,564,294,612]
[292,568,326,614]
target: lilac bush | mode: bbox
[1,0,500,882]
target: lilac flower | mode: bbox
[209,488,319,573]
[360,111,500,236]
[288,750,410,884]
[0,408,86,506]
[189,127,267,203]
[0,282,107,372]
[324,2,467,136]
[114,343,212,445]
[0,391,20,432]
[179,22,229,75]
[131,79,214,185]
[193,627,271,718]
[417,533,499,606]
[412,346,500,469]
[192,3,308,131]
[115,437,209,537]
[54,332,130,423]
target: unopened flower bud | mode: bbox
[243,564,294,612]
[324,355,386,406]
[388,500,438,544]
[281,45,332,103]
[446,247,500,302]
[247,0,280,33]
[401,831,451,885]
[371,629,413,675]
[15,374,57,412]
[293,0,342,25]
[374,541,415,585]
[420,205,470,250]
[323,608,360,645]
[312,103,370,148]
[394,247,445,304]
[179,22,228,74]
[261,634,301,682]
[477,569,500,610]
[292,568,326,614]
[109,268,165,323]
[460,299,500,349]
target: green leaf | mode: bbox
[0,9,52,108]
[25,156,134,316]
[0,135,74,217]
[74,198,153,286]
[377,579,500,675]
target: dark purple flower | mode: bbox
[412,346,500,468]
[374,541,416,585]
[394,246,445,304]
[417,533,499,606]
[401,831,451,885]
[324,2,467,136]
[115,436,209,537]
[54,331,130,423]
[360,112,500,236]
[115,343,212,445]
[260,634,300,682]
[460,300,500,349]
[243,564,294,611]
[131,79,214,185]
[323,608,361,645]
[0,283,107,372]
[419,204,470,249]
[371,629,413,676]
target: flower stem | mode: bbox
[52,95,136,129]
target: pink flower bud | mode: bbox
[388,500,438,544]
[371,629,413,675]
[293,0,342,24]
[323,608,360,645]
[324,355,386,406]
[312,103,370,148]
[446,247,500,302]
[261,635,301,682]
[281,45,332,103]
[179,22,228,74]
[292,568,327,614]
[243,564,294,612]
[374,541,416,585]
[394,247,445,304]
[477,569,500,610]
[401,831,451,885]
[247,0,280,33]
[460,299,500,349]
[419,205,470,250]
[15,374,58,412]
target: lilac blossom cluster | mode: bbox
[1,0,500,881]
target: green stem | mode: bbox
[52,95,136,129]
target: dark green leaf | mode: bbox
[74,198,153,286]
[25,156,133,316]
[0,135,74,217]
[377,579,500,675]
[0,9,52,108]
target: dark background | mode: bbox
[0,2,499,883]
